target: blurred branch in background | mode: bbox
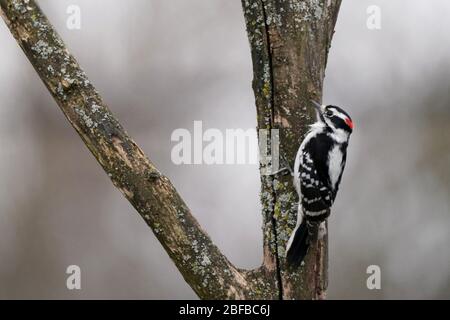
[0,0,340,299]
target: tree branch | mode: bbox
[1,0,341,300]
[0,0,275,299]
[242,0,342,299]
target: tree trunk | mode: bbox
[0,0,341,299]
[242,0,341,300]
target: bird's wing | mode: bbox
[297,149,333,219]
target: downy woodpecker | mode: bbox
[286,101,353,267]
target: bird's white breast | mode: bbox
[328,145,343,190]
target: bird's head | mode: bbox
[311,100,354,135]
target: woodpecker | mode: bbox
[286,100,354,267]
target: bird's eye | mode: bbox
[325,110,333,117]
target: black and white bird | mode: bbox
[286,100,354,267]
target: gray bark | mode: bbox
[242,0,341,299]
[0,0,341,299]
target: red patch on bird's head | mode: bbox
[345,118,354,130]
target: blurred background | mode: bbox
[0,0,449,299]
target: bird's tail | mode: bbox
[286,219,310,268]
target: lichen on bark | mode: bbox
[242,0,341,299]
[0,0,264,299]
[1,0,341,300]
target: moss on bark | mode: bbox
[1,0,341,300]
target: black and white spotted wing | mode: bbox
[296,137,334,221]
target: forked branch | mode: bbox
[0,0,272,299]
[0,0,341,299]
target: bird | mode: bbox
[285,100,354,267]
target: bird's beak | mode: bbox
[310,100,324,113]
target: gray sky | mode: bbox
[0,0,449,299]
